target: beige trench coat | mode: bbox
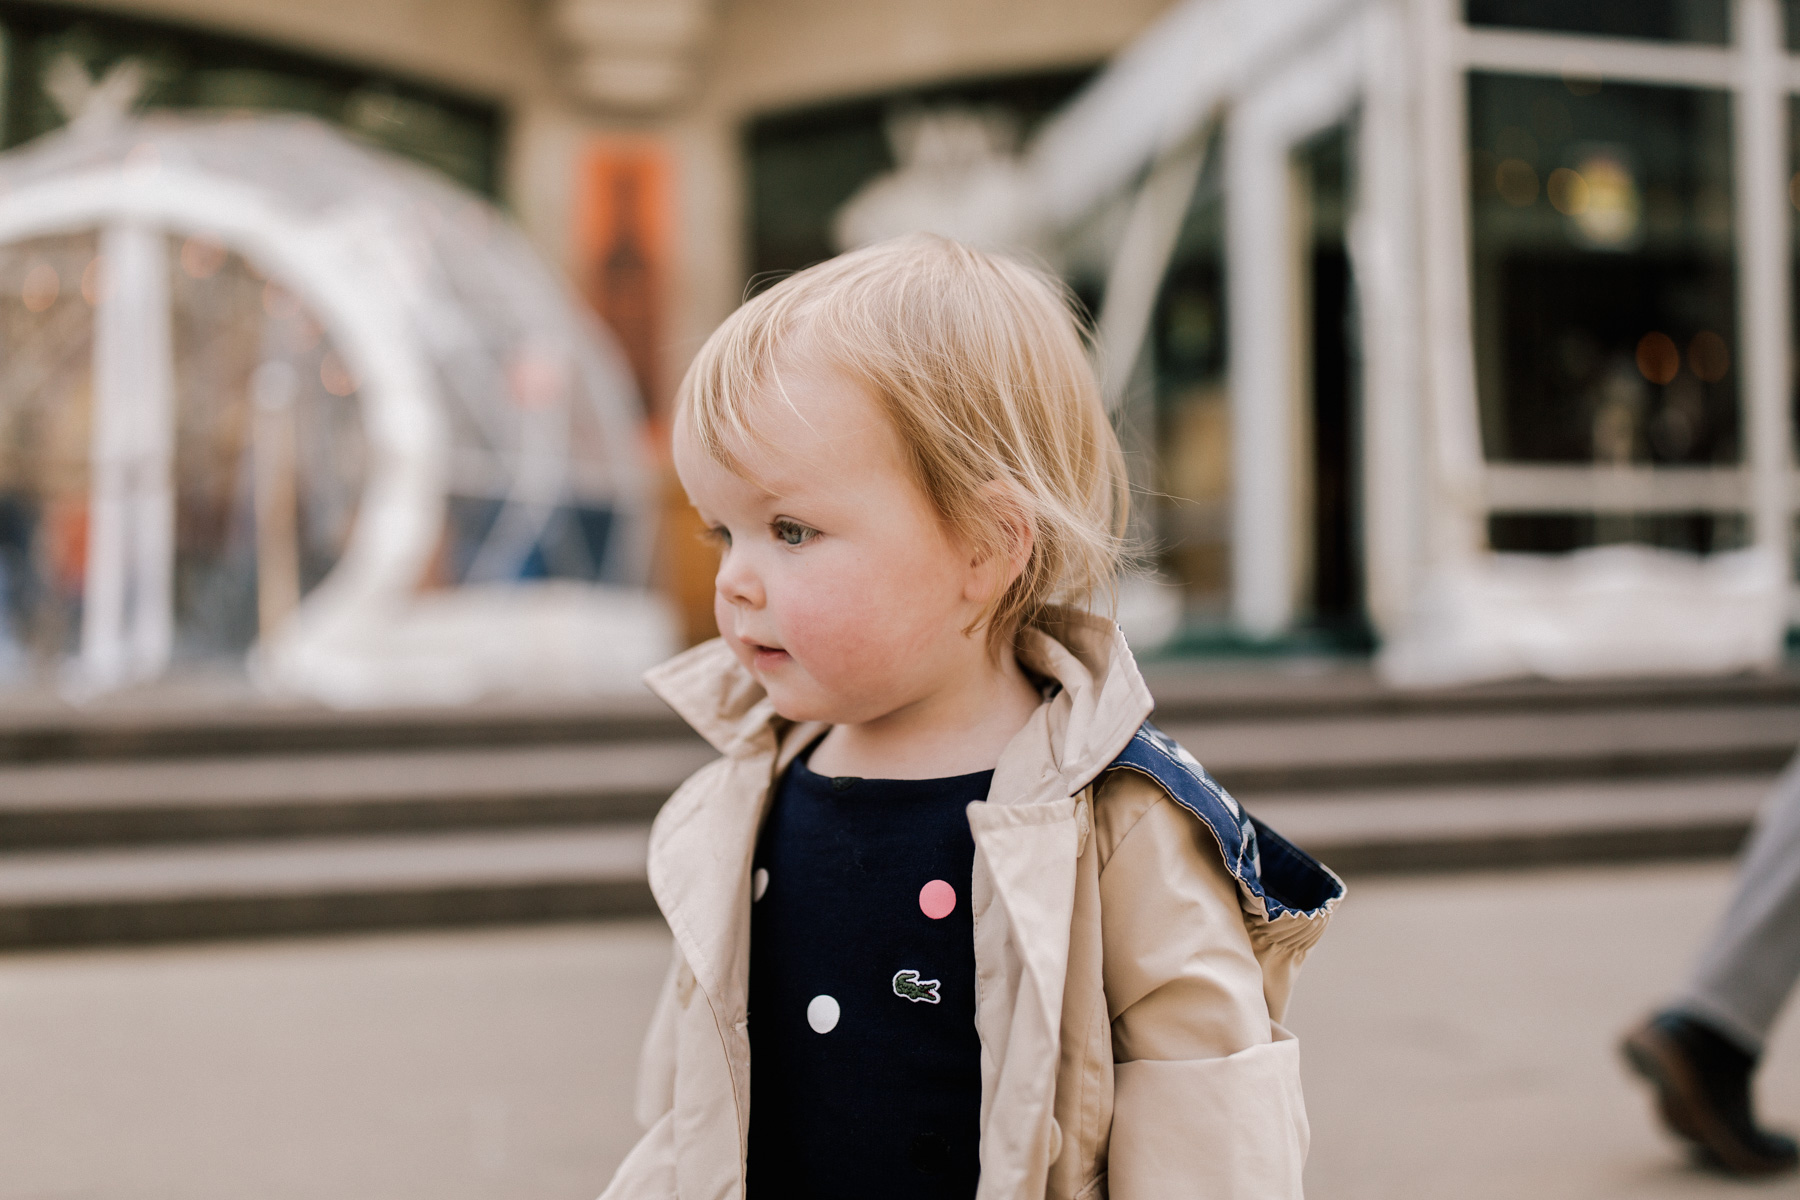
[600,609,1341,1200]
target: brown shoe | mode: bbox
[1622,1013,1799,1177]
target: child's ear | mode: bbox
[966,481,1034,601]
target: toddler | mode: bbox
[601,234,1342,1200]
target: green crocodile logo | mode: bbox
[892,969,942,1004]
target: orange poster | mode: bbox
[575,141,674,415]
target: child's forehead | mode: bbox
[699,360,894,457]
[675,383,903,506]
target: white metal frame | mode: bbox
[1226,22,1367,635]
[1046,0,1800,652]
[1354,0,1428,637]
[1430,0,1797,602]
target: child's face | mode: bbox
[673,357,1000,727]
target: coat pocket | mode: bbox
[1108,1035,1308,1200]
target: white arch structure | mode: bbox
[0,117,673,704]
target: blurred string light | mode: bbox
[21,262,59,312]
[81,256,107,306]
[1689,331,1730,382]
[1636,332,1679,385]
[320,351,357,397]
[1635,330,1730,385]
[180,236,226,279]
[507,337,570,411]
[1547,168,1589,215]
[1549,152,1641,249]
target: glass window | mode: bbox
[1148,165,1230,623]
[1144,124,1364,642]
[1468,73,1738,489]
[1788,96,1800,458]
[0,3,502,196]
[1490,513,1748,554]
[1464,0,1729,44]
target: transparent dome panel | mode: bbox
[0,232,98,686]
[168,239,366,666]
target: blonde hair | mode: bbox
[678,233,1128,650]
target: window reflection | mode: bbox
[1470,73,1738,477]
[168,246,367,665]
[0,233,94,684]
[1465,0,1729,44]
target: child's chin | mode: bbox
[761,684,837,726]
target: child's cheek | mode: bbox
[777,574,883,674]
[794,596,914,694]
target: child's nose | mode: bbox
[715,550,764,609]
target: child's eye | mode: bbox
[771,519,817,547]
[699,525,731,548]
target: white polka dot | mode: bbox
[806,994,840,1034]
[753,868,769,901]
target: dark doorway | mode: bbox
[1299,125,1369,646]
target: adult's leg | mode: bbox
[1675,750,1800,1051]
[1622,750,1800,1176]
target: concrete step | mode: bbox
[0,773,1781,949]
[4,665,1797,765]
[0,740,717,849]
[3,666,1796,947]
[1167,704,1800,793]
[0,691,693,765]
[0,826,655,949]
[1143,662,1800,720]
[5,703,1791,851]
[1250,773,1775,875]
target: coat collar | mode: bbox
[641,606,1156,778]
[642,637,779,757]
[992,607,1158,808]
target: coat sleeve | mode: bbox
[1095,776,1310,1199]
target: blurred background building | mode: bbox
[1,0,1798,701]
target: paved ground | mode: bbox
[4,863,1800,1199]
[1292,863,1800,1200]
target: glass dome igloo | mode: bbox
[0,111,674,705]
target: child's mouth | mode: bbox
[749,642,790,669]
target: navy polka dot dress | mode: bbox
[746,745,988,1198]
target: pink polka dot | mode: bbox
[919,879,956,920]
